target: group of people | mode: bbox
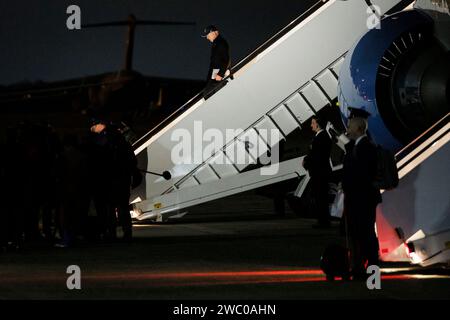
[204,24,381,280]
[303,112,381,280]
[1,25,380,280]
[86,120,139,243]
[0,24,226,252]
[0,119,139,251]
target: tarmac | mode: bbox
[1,192,449,300]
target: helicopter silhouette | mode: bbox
[0,14,203,138]
[83,14,196,72]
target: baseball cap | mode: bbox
[201,25,218,37]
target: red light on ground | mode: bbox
[2,268,431,288]
[81,269,325,281]
[79,269,329,287]
[161,270,325,278]
[382,275,410,280]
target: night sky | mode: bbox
[0,0,317,85]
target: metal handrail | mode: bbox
[131,0,330,151]
[169,53,347,191]
[395,113,450,170]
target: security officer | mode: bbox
[202,25,231,98]
[303,116,332,228]
[107,123,137,241]
[342,111,381,280]
[87,119,114,240]
[88,119,137,241]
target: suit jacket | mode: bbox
[303,130,332,179]
[342,136,381,205]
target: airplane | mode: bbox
[337,0,450,267]
[130,0,449,268]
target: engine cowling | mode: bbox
[338,8,449,152]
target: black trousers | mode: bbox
[345,196,379,274]
[114,191,132,239]
[310,175,330,225]
[93,191,115,238]
[111,180,132,239]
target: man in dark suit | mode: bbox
[342,116,381,279]
[88,120,137,242]
[202,25,231,98]
[303,116,332,228]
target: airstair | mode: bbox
[377,114,450,266]
[131,0,413,221]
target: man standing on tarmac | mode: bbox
[89,120,138,242]
[342,112,381,280]
[303,116,332,228]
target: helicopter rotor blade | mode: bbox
[82,21,130,28]
[135,20,196,26]
[82,20,195,28]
